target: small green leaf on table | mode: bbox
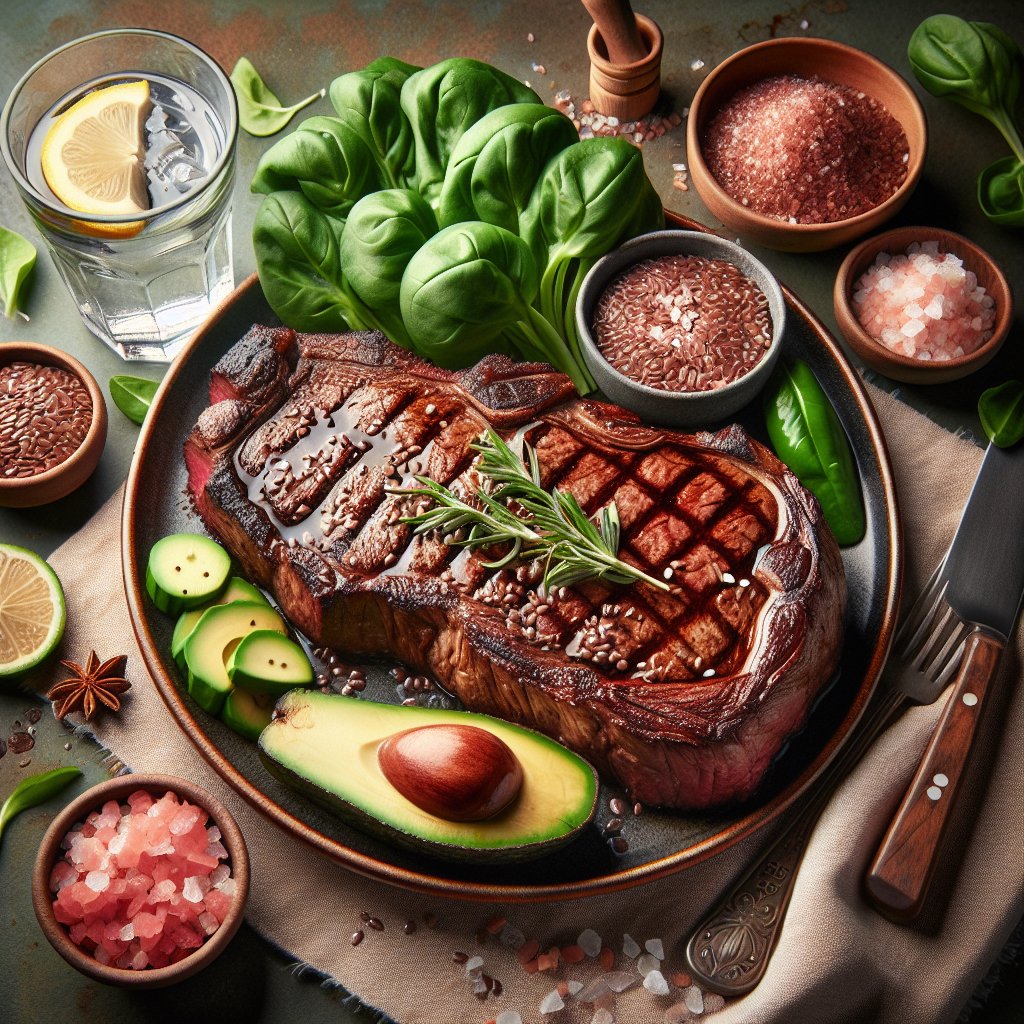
[978,155,1024,225]
[979,379,1024,447]
[0,765,81,849]
[109,375,159,425]
[231,57,324,137]
[0,224,37,319]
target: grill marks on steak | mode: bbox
[186,325,846,810]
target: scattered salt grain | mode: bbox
[464,955,484,975]
[577,978,611,1002]
[592,1010,615,1024]
[497,1013,523,1024]
[644,969,670,995]
[622,933,641,958]
[540,989,565,1013]
[684,985,705,1013]
[603,970,638,992]
[645,938,665,959]
[578,927,603,956]
[84,871,110,892]
[638,952,662,976]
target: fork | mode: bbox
[684,559,970,996]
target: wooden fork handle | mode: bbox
[865,629,1004,921]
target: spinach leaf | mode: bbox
[251,116,387,217]
[0,765,81,849]
[253,191,371,333]
[978,155,1024,225]
[523,137,663,361]
[328,58,420,188]
[763,360,866,546]
[908,15,1024,223]
[400,58,540,209]
[338,189,437,349]
[0,224,36,320]
[438,103,579,233]
[230,57,325,137]
[400,221,592,391]
[109,375,159,425]
[979,379,1024,447]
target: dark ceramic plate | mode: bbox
[122,213,902,902]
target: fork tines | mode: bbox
[896,559,974,688]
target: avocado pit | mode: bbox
[377,723,524,822]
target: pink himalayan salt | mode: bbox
[852,241,995,361]
[50,789,235,970]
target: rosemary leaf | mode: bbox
[0,765,81,848]
[392,429,670,592]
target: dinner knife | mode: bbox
[864,439,1024,921]
[685,439,1022,996]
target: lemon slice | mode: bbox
[0,544,66,678]
[41,80,152,218]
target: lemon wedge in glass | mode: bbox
[0,543,66,679]
[41,80,152,217]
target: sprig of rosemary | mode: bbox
[391,429,670,592]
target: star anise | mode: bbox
[48,651,131,721]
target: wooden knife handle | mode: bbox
[865,629,1004,921]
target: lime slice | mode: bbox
[40,80,152,218]
[0,544,66,678]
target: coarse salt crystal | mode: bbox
[578,927,603,956]
[182,876,204,903]
[85,871,110,892]
[539,989,565,1013]
[638,952,661,976]
[684,985,705,1013]
[645,937,665,959]
[592,1010,614,1024]
[496,1013,523,1024]
[603,970,638,992]
[622,933,641,958]
[644,969,670,995]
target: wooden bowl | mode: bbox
[0,342,107,508]
[834,226,1013,384]
[32,774,249,988]
[686,37,927,252]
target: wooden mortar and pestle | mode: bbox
[581,0,663,121]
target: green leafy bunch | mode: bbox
[249,56,665,393]
[908,15,1024,225]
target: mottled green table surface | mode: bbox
[1,2,1021,1022]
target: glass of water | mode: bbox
[1,29,238,362]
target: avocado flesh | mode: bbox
[228,630,313,696]
[259,691,598,862]
[184,601,286,714]
[222,688,274,741]
[171,578,269,669]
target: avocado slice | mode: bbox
[221,687,275,741]
[183,601,286,714]
[171,577,269,670]
[227,630,313,696]
[259,691,599,863]
[146,533,231,615]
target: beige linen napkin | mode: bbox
[39,384,1022,1024]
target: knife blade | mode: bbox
[865,440,1024,920]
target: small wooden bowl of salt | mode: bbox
[834,226,1013,384]
[32,774,249,988]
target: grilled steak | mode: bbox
[184,324,846,810]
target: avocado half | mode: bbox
[259,691,599,863]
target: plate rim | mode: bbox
[122,213,902,903]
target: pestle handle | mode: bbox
[580,0,649,64]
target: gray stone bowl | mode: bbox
[575,230,786,428]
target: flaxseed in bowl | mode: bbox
[575,230,786,428]
[0,342,107,507]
